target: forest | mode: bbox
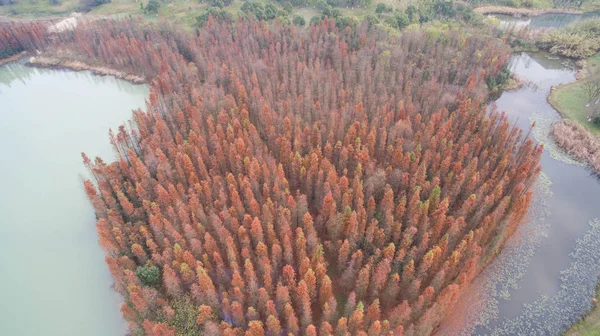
[0,17,542,335]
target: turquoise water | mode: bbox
[0,62,148,336]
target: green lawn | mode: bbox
[566,287,600,336]
[581,0,600,11]
[549,53,600,138]
[588,53,600,74]
[0,0,79,17]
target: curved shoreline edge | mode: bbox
[547,62,600,166]
[0,51,28,66]
[24,55,146,84]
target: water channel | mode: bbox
[443,14,600,335]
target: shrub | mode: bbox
[365,14,379,25]
[210,0,232,7]
[406,5,418,23]
[395,12,410,28]
[265,3,277,19]
[144,0,160,14]
[335,15,353,28]
[551,119,600,173]
[196,7,232,27]
[309,14,323,25]
[292,14,306,26]
[241,1,277,21]
[136,265,160,287]
[291,0,305,6]
[171,296,201,335]
[278,16,291,24]
[79,0,110,11]
[537,18,600,59]
[375,3,390,14]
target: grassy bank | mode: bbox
[549,80,600,137]
[566,287,600,335]
[548,53,600,137]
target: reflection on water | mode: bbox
[0,61,38,88]
[0,60,145,95]
[0,62,148,336]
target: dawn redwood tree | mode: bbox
[0,16,543,335]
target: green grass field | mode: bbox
[581,0,600,11]
[587,53,600,74]
[549,81,600,137]
[0,0,79,17]
[549,54,600,138]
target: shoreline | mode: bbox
[26,56,146,84]
[567,286,600,335]
[547,56,598,128]
[547,81,574,119]
[504,73,529,91]
[475,6,583,17]
[0,51,28,66]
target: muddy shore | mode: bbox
[26,56,146,84]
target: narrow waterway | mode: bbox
[441,18,600,335]
[0,62,148,336]
[493,11,599,28]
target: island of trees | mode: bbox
[1,17,541,335]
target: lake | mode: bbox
[0,62,148,336]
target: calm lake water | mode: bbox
[0,62,148,336]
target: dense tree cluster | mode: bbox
[1,18,541,335]
[0,21,48,58]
